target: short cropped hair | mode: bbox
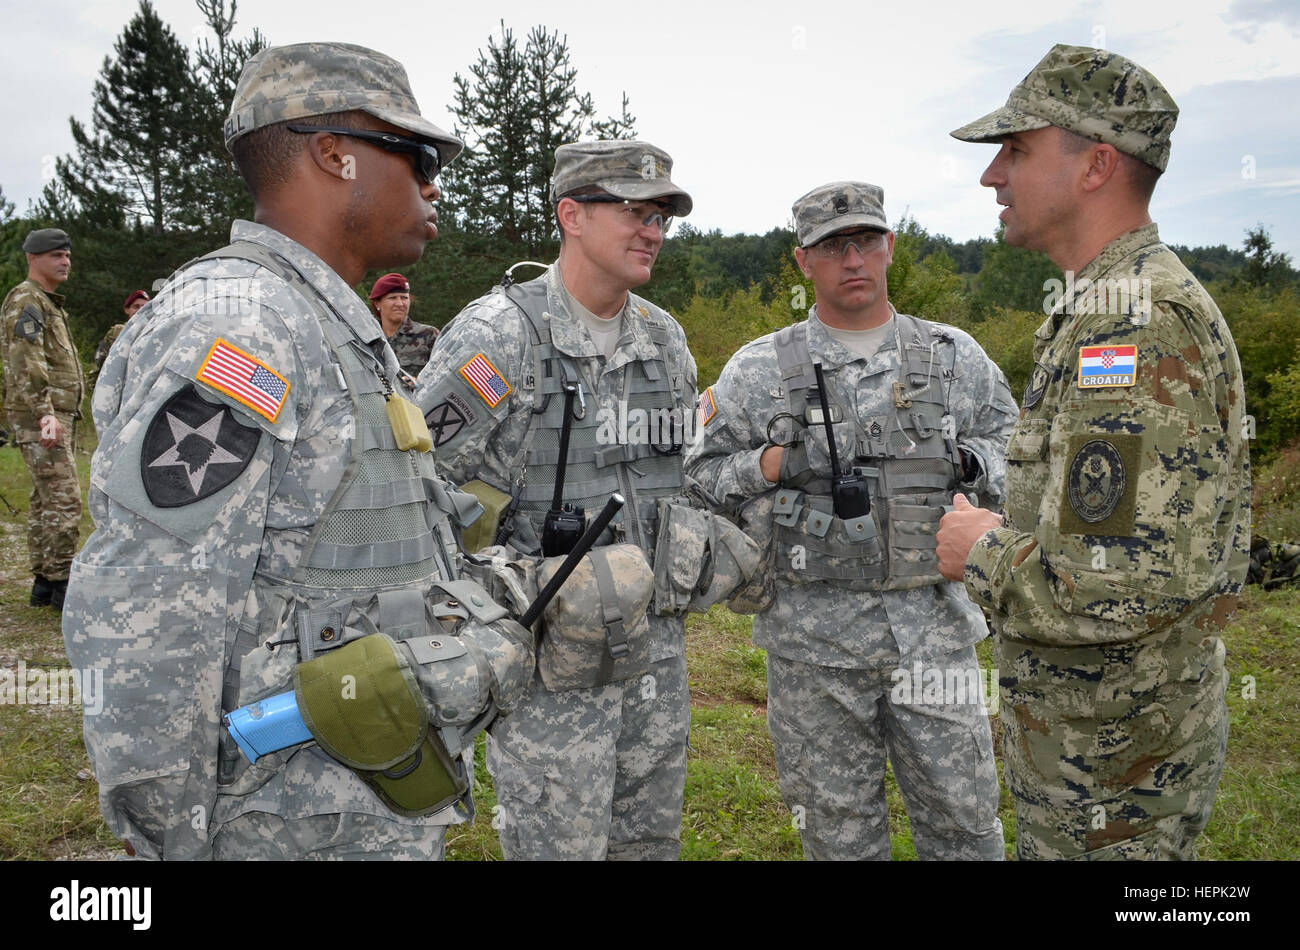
[231,110,372,200]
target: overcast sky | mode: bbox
[3,0,1298,258]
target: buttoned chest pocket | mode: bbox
[1003,417,1050,533]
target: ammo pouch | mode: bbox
[652,499,764,616]
[294,634,468,817]
[772,488,886,591]
[537,544,654,691]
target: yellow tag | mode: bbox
[386,394,432,452]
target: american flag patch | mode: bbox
[196,339,291,421]
[460,353,511,407]
[697,386,718,427]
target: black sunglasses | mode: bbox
[286,124,441,183]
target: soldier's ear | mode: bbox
[1080,142,1123,194]
[556,198,584,241]
[794,247,812,279]
[302,130,355,183]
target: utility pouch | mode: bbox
[725,491,777,614]
[653,499,764,616]
[386,394,433,452]
[294,633,467,817]
[537,544,654,691]
[460,479,513,554]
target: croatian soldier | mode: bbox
[368,272,438,382]
[939,44,1249,860]
[686,182,1016,860]
[416,140,699,860]
[92,289,150,388]
[1,228,84,611]
[64,43,535,861]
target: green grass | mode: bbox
[2,399,1297,859]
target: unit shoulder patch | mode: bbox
[142,385,260,507]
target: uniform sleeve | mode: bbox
[953,333,1018,505]
[964,302,1242,644]
[3,294,54,422]
[685,346,777,507]
[415,296,527,487]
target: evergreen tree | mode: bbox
[1239,224,1295,290]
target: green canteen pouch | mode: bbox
[294,633,468,817]
[537,544,654,691]
[459,479,512,554]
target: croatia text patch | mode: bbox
[196,339,290,422]
[460,353,511,408]
[1077,345,1137,389]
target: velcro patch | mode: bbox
[142,385,260,507]
[1060,434,1139,536]
[196,339,291,422]
[426,401,467,447]
[698,386,718,427]
[1077,345,1137,389]
[14,303,44,342]
[460,353,511,407]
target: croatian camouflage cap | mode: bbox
[793,181,888,248]
[950,44,1178,172]
[22,228,71,254]
[551,140,693,216]
[224,42,463,169]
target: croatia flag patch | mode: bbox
[197,339,291,421]
[1077,345,1137,389]
[460,353,511,407]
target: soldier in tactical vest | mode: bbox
[686,182,1017,860]
[939,44,1249,860]
[1,227,85,611]
[64,42,536,860]
[416,140,700,860]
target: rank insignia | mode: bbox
[1077,345,1137,389]
[1023,364,1050,409]
[460,353,511,407]
[196,338,290,421]
[142,386,260,507]
[697,387,718,427]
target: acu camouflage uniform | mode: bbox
[416,258,698,861]
[951,45,1249,860]
[63,43,534,861]
[688,298,1016,859]
[1,276,84,582]
[386,315,439,380]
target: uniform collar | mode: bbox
[22,279,65,308]
[1045,222,1163,336]
[229,220,384,347]
[543,264,662,371]
[806,303,900,372]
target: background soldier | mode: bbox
[63,42,535,860]
[92,289,150,386]
[416,140,697,860]
[368,272,438,383]
[1,227,84,611]
[939,44,1249,860]
[686,182,1015,860]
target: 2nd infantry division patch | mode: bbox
[142,385,260,507]
[1077,344,1137,388]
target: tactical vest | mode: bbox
[499,275,686,558]
[771,314,962,591]
[200,242,480,791]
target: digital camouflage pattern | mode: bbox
[64,220,533,860]
[550,140,692,215]
[964,224,1248,859]
[791,181,888,248]
[415,261,698,860]
[949,43,1179,172]
[1,278,85,581]
[386,315,439,379]
[223,42,462,166]
[686,305,1016,859]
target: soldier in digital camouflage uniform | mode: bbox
[686,182,1016,860]
[63,42,536,861]
[92,290,150,389]
[1,227,85,611]
[939,44,1249,860]
[368,272,438,384]
[415,140,698,860]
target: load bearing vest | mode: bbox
[500,276,686,557]
[771,314,963,591]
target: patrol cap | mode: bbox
[368,273,410,300]
[224,42,463,169]
[550,140,692,216]
[950,43,1178,172]
[22,228,71,254]
[792,182,888,248]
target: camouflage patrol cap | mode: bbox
[551,140,693,216]
[792,181,888,248]
[22,228,71,254]
[224,42,463,168]
[950,44,1178,172]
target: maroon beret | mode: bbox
[124,290,150,309]
[368,273,411,301]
